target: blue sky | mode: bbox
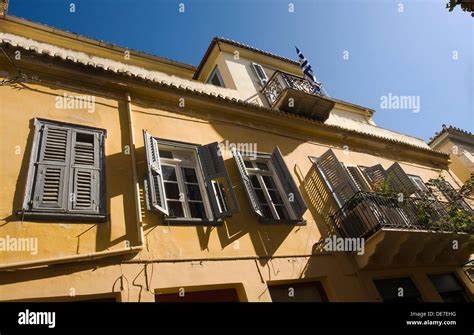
[9,0,473,142]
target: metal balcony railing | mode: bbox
[261,70,322,106]
[331,191,465,239]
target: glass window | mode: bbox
[243,158,294,220]
[374,277,422,302]
[429,273,469,302]
[160,148,211,220]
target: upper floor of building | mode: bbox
[0,13,472,273]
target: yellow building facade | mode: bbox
[0,14,472,302]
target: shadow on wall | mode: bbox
[302,164,339,246]
[2,102,140,255]
[133,109,302,265]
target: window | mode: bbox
[373,277,422,302]
[251,62,268,86]
[206,66,225,87]
[232,146,307,223]
[156,288,239,302]
[20,119,106,221]
[408,175,428,196]
[429,273,470,302]
[143,131,239,222]
[269,281,328,302]
[430,179,473,212]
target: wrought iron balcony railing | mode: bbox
[261,70,318,106]
[331,191,469,239]
[260,71,334,121]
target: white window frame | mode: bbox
[243,156,296,221]
[408,174,429,195]
[251,62,268,86]
[159,145,214,220]
[206,66,225,87]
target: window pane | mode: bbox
[255,189,267,204]
[189,202,206,218]
[262,175,277,189]
[167,201,184,218]
[186,184,202,201]
[268,189,284,204]
[164,182,180,200]
[182,167,198,183]
[210,74,223,87]
[275,205,289,220]
[162,166,177,181]
[250,175,261,188]
[159,150,173,159]
[261,204,273,218]
[256,162,269,171]
[244,160,254,169]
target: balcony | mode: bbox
[331,191,473,269]
[261,71,335,122]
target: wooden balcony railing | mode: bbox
[331,191,469,239]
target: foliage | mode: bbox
[447,0,474,17]
[373,175,474,233]
[425,175,474,233]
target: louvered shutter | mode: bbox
[432,179,473,213]
[346,166,371,191]
[231,146,263,217]
[143,130,169,215]
[69,130,100,213]
[315,149,358,207]
[270,147,307,218]
[198,142,239,218]
[386,162,417,196]
[32,124,70,211]
[361,164,387,190]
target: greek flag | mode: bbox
[295,46,325,95]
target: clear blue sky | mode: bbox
[9,0,473,142]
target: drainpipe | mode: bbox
[125,92,144,245]
[0,93,144,271]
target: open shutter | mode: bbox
[386,163,417,196]
[143,130,169,215]
[431,179,473,213]
[316,149,358,207]
[346,166,371,191]
[32,124,70,211]
[231,146,263,217]
[361,164,387,190]
[251,63,268,86]
[270,147,307,218]
[69,130,100,213]
[198,142,239,218]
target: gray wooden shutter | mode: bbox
[198,142,239,218]
[361,164,387,190]
[270,146,307,218]
[69,130,100,213]
[143,130,169,215]
[386,162,417,196]
[346,166,371,191]
[32,123,70,211]
[315,149,357,207]
[231,146,263,217]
